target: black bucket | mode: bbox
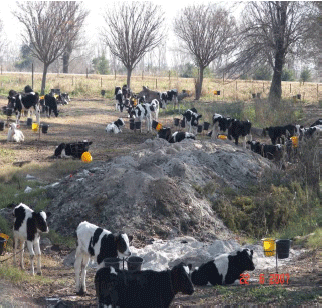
[181,119,185,128]
[104,257,122,270]
[276,239,291,259]
[130,122,135,130]
[152,120,158,130]
[252,93,256,98]
[42,124,49,134]
[26,118,33,127]
[2,106,6,115]
[0,121,4,131]
[6,108,13,116]
[127,256,143,271]
[203,122,210,130]
[197,125,203,133]
[0,237,7,255]
[174,118,180,126]
[297,94,301,100]
[135,122,141,129]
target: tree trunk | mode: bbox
[195,67,204,100]
[41,64,49,95]
[63,52,70,74]
[127,67,132,90]
[268,50,284,108]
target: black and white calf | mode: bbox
[191,248,255,286]
[105,118,125,134]
[262,124,301,145]
[130,103,153,132]
[10,89,40,125]
[158,92,168,109]
[75,221,132,295]
[43,94,59,117]
[228,119,252,149]
[13,203,49,276]
[210,113,233,139]
[115,88,124,112]
[247,141,284,161]
[148,99,160,121]
[158,127,195,143]
[95,262,194,308]
[167,89,178,109]
[57,93,70,105]
[310,119,322,127]
[182,108,202,134]
[54,141,93,159]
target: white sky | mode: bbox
[1,1,244,63]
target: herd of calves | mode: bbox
[11,202,255,307]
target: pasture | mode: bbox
[0,76,321,307]
[0,72,320,103]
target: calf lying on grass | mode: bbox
[54,141,92,159]
[105,118,125,134]
[191,248,255,286]
[95,262,194,308]
[157,127,195,143]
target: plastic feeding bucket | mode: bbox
[135,122,141,130]
[218,135,227,140]
[26,118,32,127]
[104,257,122,270]
[291,136,298,148]
[32,123,39,132]
[203,122,210,130]
[262,238,276,257]
[42,124,49,134]
[181,119,185,128]
[0,234,9,255]
[6,108,13,117]
[152,120,158,130]
[174,118,180,126]
[127,256,144,271]
[0,121,4,131]
[276,239,291,259]
[197,125,203,133]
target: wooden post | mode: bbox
[86,68,88,78]
[1,65,2,75]
[169,70,171,88]
[263,82,264,93]
[115,70,116,80]
[317,84,319,101]
[290,83,291,93]
[31,63,34,90]
[156,78,157,89]
[222,72,224,85]
[101,77,103,88]
[142,71,143,80]
[72,76,74,86]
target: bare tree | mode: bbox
[14,1,88,94]
[61,2,89,73]
[225,2,318,107]
[101,2,165,89]
[174,4,237,100]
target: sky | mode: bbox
[1,0,244,64]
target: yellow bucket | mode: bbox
[291,136,298,148]
[156,123,163,131]
[0,233,9,252]
[32,123,39,132]
[218,134,227,140]
[262,238,276,257]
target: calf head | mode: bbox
[234,248,255,271]
[171,262,194,295]
[158,127,172,141]
[115,233,133,258]
[32,211,49,233]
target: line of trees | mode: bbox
[6,1,321,105]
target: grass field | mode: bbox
[0,72,321,104]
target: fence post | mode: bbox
[31,63,34,90]
[101,77,103,88]
[156,78,157,89]
[115,70,116,80]
[72,76,74,86]
[290,83,291,93]
[86,68,88,78]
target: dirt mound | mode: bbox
[43,138,273,243]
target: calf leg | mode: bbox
[26,240,35,275]
[33,238,42,276]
